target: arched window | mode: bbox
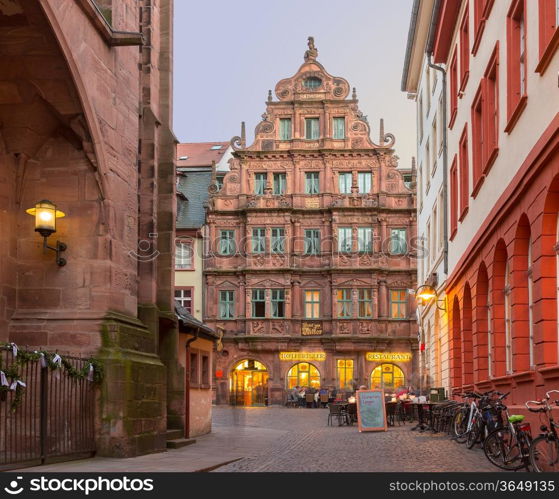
[230,359,269,407]
[370,364,405,391]
[286,363,320,389]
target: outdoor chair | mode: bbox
[305,393,315,408]
[285,394,298,408]
[327,403,349,426]
[320,393,329,408]
[386,402,396,426]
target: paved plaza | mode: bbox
[17,407,500,473]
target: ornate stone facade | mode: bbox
[205,39,418,405]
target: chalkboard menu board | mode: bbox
[356,390,387,432]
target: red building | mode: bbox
[429,0,559,410]
[204,39,418,406]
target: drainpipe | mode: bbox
[185,326,200,439]
[426,0,448,276]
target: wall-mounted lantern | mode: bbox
[415,284,446,311]
[25,200,67,266]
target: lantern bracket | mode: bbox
[43,237,67,267]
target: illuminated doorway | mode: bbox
[286,363,321,389]
[370,364,405,392]
[230,359,269,406]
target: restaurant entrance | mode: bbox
[230,359,269,406]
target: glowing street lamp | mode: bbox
[415,284,446,310]
[26,200,67,266]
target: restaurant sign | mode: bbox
[279,352,326,362]
[301,322,323,336]
[366,352,412,362]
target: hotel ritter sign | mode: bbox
[366,352,412,362]
[279,352,326,361]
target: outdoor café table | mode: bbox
[410,402,441,432]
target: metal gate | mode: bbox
[0,349,96,470]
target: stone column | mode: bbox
[379,217,387,254]
[292,278,301,319]
[379,280,388,319]
[238,276,246,319]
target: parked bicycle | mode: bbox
[526,390,559,472]
[483,395,533,471]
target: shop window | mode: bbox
[286,363,320,389]
[337,359,354,390]
[370,364,405,392]
[230,360,268,407]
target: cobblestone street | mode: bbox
[213,407,499,472]
[19,406,502,473]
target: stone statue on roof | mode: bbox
[304,36,318,62]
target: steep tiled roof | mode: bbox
[176,141,229,167]
[176,169,211,229]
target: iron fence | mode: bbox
[0,349,96,470]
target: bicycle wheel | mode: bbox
[483,428,524,470]
[530,435,559,472]
[466,420,480,449]
[453,409,468,443]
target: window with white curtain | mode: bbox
[358,172,372,194]
[339,172,352,194]
[305,118,320,139]
[332,117,345,139]
[175,241,193,269]
[254,173,267,195]
[390,228,407,255]
[305,172,319,194]
[358,227,372,253]
[279,118,292,140]
[338,227,352,253]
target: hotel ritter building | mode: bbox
[205,40,418,406]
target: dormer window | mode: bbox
[333,117,345,139]
[279,118,292,140]
[303,77,322,89]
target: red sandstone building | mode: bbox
[204,39,418,406]
[426,0,559,408]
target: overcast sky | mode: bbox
[173,0,416,168]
